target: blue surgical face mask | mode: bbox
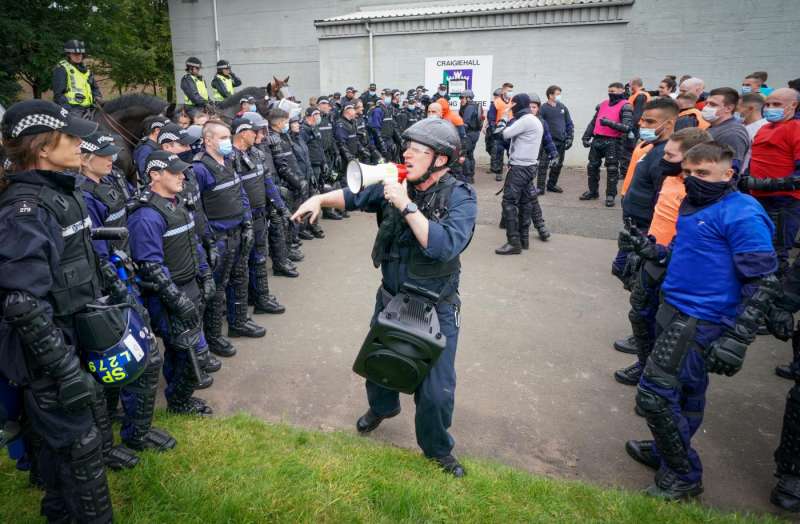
[249,104,257,112]
[733,112,744,123]
[764,107,785,123]
[217,138,233,156]
[741,85,752,94]
[369,90,376,95]
[383,96,392,104]
[638,127,658,142]
[281,123,289,134]
[555,95,562,102]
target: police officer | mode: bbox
[240,112,288,312]
[252,114,301,278]
[0,100,113,522]
[360,83,379,109]
[459,90,482,184]
[211,59,242,103]
[432,83,450,103]
[317,97,343,220]
[290,114,324,240]
[354,99,382,166]
[52,39,103,117]
[79,133,178,461]
[301,107,330,214]
[293,118,477,477]
[624,142,778,500]
[133,115,169,185]
[227,117,271,335]
[129,151,215,416]
[268,108,308,253]
[181,57,210,111]
[193,121,256,356]
[336,102,366,169]
[158,123,223,384]
[581,82,634,207]
[368,89,402,163]
[538,85,574,193]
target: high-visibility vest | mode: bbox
[494,98,509,124]
[59,60,93,107]
[185,75,209,106]
[628,89,651,107]
[621,142,653,196]
[212,74,234,101]
[678,108,710,130]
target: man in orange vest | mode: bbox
[622,77,652,180]
[675,93,710,131]
[581,82,634,207]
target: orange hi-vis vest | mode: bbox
[621,142,653,196]
[628,90,651,107]
[494,98,510,124]
[648,176,686,246]
[678,108,710,130]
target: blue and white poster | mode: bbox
[425,55,493,109]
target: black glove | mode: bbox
[600,117,613,127]
[99,258,129,305]
[582,137,592,148]
[617,229,659,261]
[767,305,795,341]
[203,237,220,271]
[198,271,216,304]
[564,137,573,150]
[704,336,748,376]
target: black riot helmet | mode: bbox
[185,57,202,70]
[402,118,461,184]
[216,59,230,71]
[63,39,86,54]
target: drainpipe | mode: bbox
[365,20,374,84]
[212,0,221,61]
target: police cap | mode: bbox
[1,100,97,141]
[145,150,190,174]
[158,122,199,145]
[80,132,121,157]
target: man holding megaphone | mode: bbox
[292,118,477,477]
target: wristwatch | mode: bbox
[401,202,418,217]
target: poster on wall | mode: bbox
[424,55,493,110]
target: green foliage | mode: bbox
[0,412,782,523]
[0,0,173,102]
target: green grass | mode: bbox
[0,412,782,523]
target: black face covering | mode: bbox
[684,175,731,207]
[178,150,194,162]
[608,92,626,104]
[659,158,683,177]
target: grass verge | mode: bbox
[0,412,783,523]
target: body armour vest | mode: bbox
[319,114,336,151]
[196,154,244,221]
[372,175,472,280]
[593,100,625,138]
[0,174,102,317]
[235,147,266,209]
[179,167,208,239]
[339,118,360,157]
[377,105,395,138]
[81,178,129,252]
[133,192,198,285]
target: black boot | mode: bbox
[495,172,503,182]
[579,191,599,200]
[433,454,466,478]
[288,247,304,262]
[298,228,314,240]
[625,440,660,470]
[228,302,267,338]
[167,397,214,416]
[644,469,703,501]
[605,195,616,207]
[520,237,530,250]
[537,226,551,241]
[614,361,643,386]
[495,239,522,255]
[195,371,214,389]
[356,407,401,434]
[251,264,286,314]
[198,349,222,373]
[613,335,638,354]
[204,294,237,357]
[309,221,325,239]
[772,475,800,512]
[254,295,285,314]
[547,184,563,193]
[125,427,176,453]
[323,208,342,220]
[273,262,299,278]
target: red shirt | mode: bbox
[750,119,800,199]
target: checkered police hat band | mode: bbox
[80,140,99,152]
[146,159,169,172]
[159,132,180,143]
[235,123,253,134]
[12,114,66,138]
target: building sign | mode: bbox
[425,56,493,109]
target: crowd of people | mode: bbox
[0,39,799,522]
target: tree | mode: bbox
[0,0,103,99]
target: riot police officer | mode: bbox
[368,89,402,163]
[293,118,477,477]
[459,90,482,184]
[317,97,343,220]
[355,100,382,165]
[0,100,113,522]
[290,114,323,240]
[335,102,365,168]
[133,115,170,184]
[129,151,214,416]
[181,57,210,111]
[267,108,307,254]
[79,132,177,462]
[211,59,243,103]
[52,39,103,116]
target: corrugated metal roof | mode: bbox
[317,0,625,24]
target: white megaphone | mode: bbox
[277,98,302,119]
[346,160,408,194]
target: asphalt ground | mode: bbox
[189,164,792,517]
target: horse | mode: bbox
[266,76,294,102]
[94,94,172,181]
[214,86,269,122]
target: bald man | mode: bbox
[679,77,707,109]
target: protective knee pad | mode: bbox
[67,426,113,523]
[644,318,694,387]
[636,387,690,474]
[776,384,800,475]
[89,385,114,455]
[122,348,161,444]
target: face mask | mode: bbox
[427,114,441,120]
[438,90,446,96]
[733,112,744,123]
[555,95,562,102]
[701,105,719,122]
[369,90,376,95]
[281,123,289,134]
[314,115,322,125]
[249,104,257,112]
[684,175,730,207]
[178,150,194,162]
[659,158,683,176]
[383,97,392,104]
[608,92,625,103]
[506,91,514,99]
[741,86,752,94]
[638,127,658,143]
[764,107,786,123]
[217,138,233,156]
